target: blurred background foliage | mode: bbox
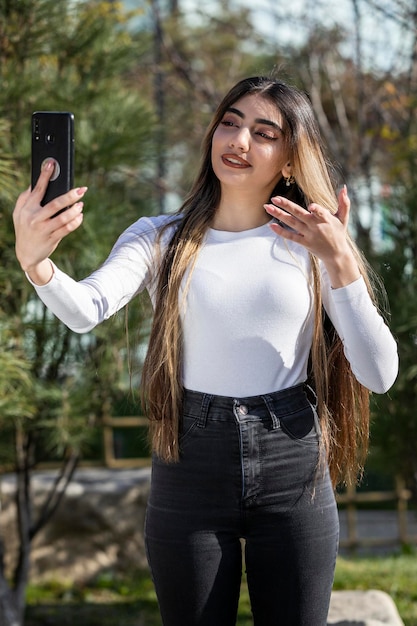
[0,0,416,486]
[0,0,416,495]
[0,1,417,618]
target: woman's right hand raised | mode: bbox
[13,159,87,285]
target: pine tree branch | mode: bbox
[29,449,79,540]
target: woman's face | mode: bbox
[211,93,290,196]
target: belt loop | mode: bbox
[263,394,281,430]
[197,393,212,428]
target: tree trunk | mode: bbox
[0,579,22,626]
[150,0,166,213]
[0,536,20,624]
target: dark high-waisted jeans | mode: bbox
[145,383,339,626]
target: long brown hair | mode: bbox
[141,76,376,486]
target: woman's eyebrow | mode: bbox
[226,107,283,132]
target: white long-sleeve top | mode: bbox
[28,215,398,396]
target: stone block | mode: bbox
[328,590,404,625]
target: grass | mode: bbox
[334,551,417,626]
[24,551,417,626]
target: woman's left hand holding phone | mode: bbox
[13,159,87,286]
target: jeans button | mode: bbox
[238,404,248,415]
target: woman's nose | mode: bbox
[229,127,250,152]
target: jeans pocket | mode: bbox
[179,413,198,446]
[279,404,315,441]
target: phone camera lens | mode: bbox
[45,133,55,144]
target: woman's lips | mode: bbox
[221,154,251,168]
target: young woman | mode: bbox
[14,76,398,626]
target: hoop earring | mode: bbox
[285,175,295,187]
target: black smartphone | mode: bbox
[31,111,75,207]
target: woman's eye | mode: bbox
[256,131,277,140]
[221,120,236,127]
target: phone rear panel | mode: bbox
[31,111,74,205]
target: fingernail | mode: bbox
[76,186,88,196]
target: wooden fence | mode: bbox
[102,415,150,468]
[103,414,417,551]
[336,478,417,551]
[1,416,412,552]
